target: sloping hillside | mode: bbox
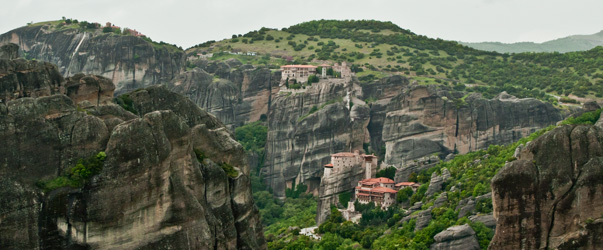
[461,30,603,53]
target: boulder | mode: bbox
[430,224,480,250]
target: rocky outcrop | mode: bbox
[0,58,64,102]
[263,78,371,198]
[315,160,366,224]
[394,155,440,182]
[490,120,603,249]
[429,224,480,250]
[468,214,496,229]
[168,62,279,128]
[382,87,562,166]
[65,73,115,107]
[0,43,18,60]
[0,23,184,93]
[0,60,264,249]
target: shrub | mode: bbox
[220,162,238,178]
[561,109,601,125]
[37,152,107,192]
[115,94,137,114]
[376,166,396,180]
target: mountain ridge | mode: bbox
[461,30,603,53]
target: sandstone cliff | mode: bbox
[168,60,279,129]
[263,78,371,198]
[0,23,184,94]
[382,86,562,177]
[490,118,603,249]
[0,56,264,249]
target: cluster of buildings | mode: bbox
[280,62,353,84]
[354,177,420,209]
[105,22,145,37]
[323,150,420,211]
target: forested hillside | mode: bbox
[189,20,603,103]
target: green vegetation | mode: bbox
[376,166,397,180]
[339,192,352,208]
[235,121,268,154]
[271,109,602,249]
[560,109,601,125]
[115,94,137,114]
[220,162,238,178]
[194,20,603,104]
[37,152,106,192]
[397,187,414,203]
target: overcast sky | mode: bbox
[2,0,602,49]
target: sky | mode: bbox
[2,0,602,49]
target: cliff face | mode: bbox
[490,120,603,249]
[381,86,562,168]
[0,23,184,94]
[168,60,279,129]
[263,78,371,198]
[0,57,264,249]
[260,75,564,202]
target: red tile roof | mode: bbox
[324,163,333,168]
[360,177,395,185]
[371,186,398,194]
[280,65,317,68]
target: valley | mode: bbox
[0,18,602,250]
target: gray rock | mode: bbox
[430,224,480,250]
[0,43,18,60]
[382,85,562,166]
[434,192,448,208]
[0,25,184,94]
[457,198,476,219]
[469,214,496,229]
[426,172,444,197]
[415,210,432,232]
[0,81,265,249]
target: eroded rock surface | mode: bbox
[429,224,480,250]
[382,87,562,166]
[0,24,184,93]
[490,119,603,249]
[0,62,265,249]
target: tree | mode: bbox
[397,187,414,203]
[376,166,396,180]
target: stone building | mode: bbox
[354,177,398,209]
[280,65,317,83]
[323,151,377,180]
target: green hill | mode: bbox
[461,30,603,53]
[187,20,603,103]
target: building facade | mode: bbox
[280,65,317,83]
[324,151,377,180]
[354,177,398,209]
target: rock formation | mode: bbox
[490,118,603,249]
[168,60,279,128]
[0,43,18,60]
[0,23,184,94]
[263,78,371,198]
[0,55,264,249]
[429,224,480,250]
[382,87,562,167]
